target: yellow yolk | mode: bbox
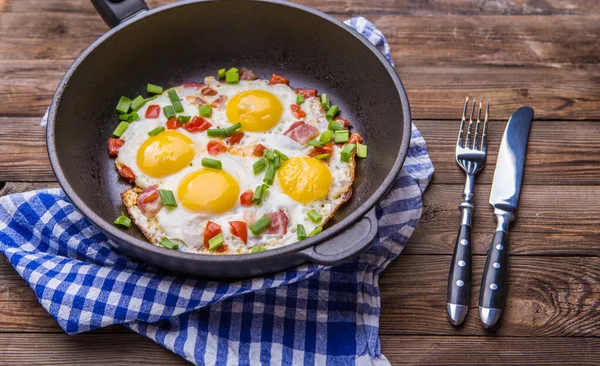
[177,169,240,213]
[136,131,194,177]
[226,90,283,132]
[277,157,332,204]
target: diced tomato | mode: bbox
[183,116,212,133]
[268,73,289,86]
[203,221,222,249]
[349,133,363,144]
[229,221,248,244]
[240,190,253,207]
[216,244,229,253]
[201,86,218,96]
[295,89,318,99]
[108,138,125,157]
[314,142,334,155]
[119,165,136,183]
[166,117,180,130]
[290,104,306,119]
[334,116,351,128]
[253,144,267,157]
[183,82,205,88]
[226,131,244,145]
[145,105,161,119]
[207,140,227,156]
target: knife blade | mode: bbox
[479,106,534,328]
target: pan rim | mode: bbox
[46,0,412,265]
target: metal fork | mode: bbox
[447,97,490,326]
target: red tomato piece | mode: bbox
[314,142,334,155]
[207,140,228,156]
[290,104,306,119]
[268,73,289,86]
[349,133,363,144]
[184,116,212,133]
[295,89,318,99]
[108,138,125,157]
[119,165,136,183]
[203,221,222,249]
[253,144,267,157]
[240,190,254,207]
[145,105,161,119]
[226,131,244,145]
[333,116,351,128]
[166,117,180,130]
[229,221,248,244]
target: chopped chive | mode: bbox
[167,89,179,103]
[357,143,368,158]
[263,165,276,185]
[172,100,184,113]
[328,120,344,131]
[177,115,191,124]
[320,130,333,142]
[225,123,242,135]
[315,153,330,160]
[207,128,228,137]
[263,149,275,161]
[130,95,146,111]
[208,233,224,251]
[296,93,305,105]
[147,83,163,95]
[274,149,288,161]
[112,122,129,137]
[334,130,349,143]
[113,212,132,228]
[321,93,330,110]
[218,68,226,79]
[325,105,339,120]
[252,184,268,204]
[307,209,322,223]
[250,215,272,235]
[297,224,307,240]
[160,237,179,250]
[199,104,212,118]
[309,226,322,237]
[225,68,239,84]
[340,143,356,162]
[158,189,177,207]
[308,139,326,147]
[145,95,159,102]
[116,96,131,114]
[202,158,222,170]
[163,105,176,119]
[148,126,165,137]
[251,246,267,253]
[253,157,267,175]
[272,155,282,169]
[119,111,139,122]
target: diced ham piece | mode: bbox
[201,86,218,96]
[183,82,205,88]
[211,95,228,109]
[108,138,124,157]
[119,165,136,184]
[137,185,163,217]
[295,89,318,99]
[284,122,319,145]
[239,67,259,81]
[265,210,288,235]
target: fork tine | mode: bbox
[481,100,490,151]
[473,99,482,148]
[465,98,476,148]
[457,96,469,148]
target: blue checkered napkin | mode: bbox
[3,17,434,365]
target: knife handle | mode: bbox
[479,229,509,328]
[447,224,472,326]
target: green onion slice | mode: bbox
[147,83,163,95]
[251,246,267,253]
[178,115,191,124]
[113,212,132,228]
[263,165,276,185]
[218,68,226,79]
[253,157,267,175]
[201,158,222,170]
[340,143,356,162]
[172,100,184,113]
[263,149,275,161]
[296,93,305,105]
[308,139,326,147]
[167,89,180,103]
[130,95,146,112]
[328,120,344,131]
[272,155,282,169]
[319,130,333,143]
[297,224,307,240]
[119,111,139,122]
[163,105,176,119]
[116,96,131,114]
[199,104,212,118]
[160,237,179,250]
[321,93,330,110]
[334,130,349,143]
[148,126,165,137]
[357,143,368,158]
[158,189,177,207]
[207,128,228,137]
[274,149,289,161]
[325,105,340,120]
[314,153,330,160]
[250,215,272,235]
[225,123,242,135]
[307,209,322,223]
[309,226,323,237]
[208,233,224,251]
[112,122,129,137]
[252,184,268,204]
[226,68,239,84]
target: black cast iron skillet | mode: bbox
[47,0,411,278]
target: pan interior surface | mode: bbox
[50,0,408,257]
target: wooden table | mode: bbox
[1,0,599,364]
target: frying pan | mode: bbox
[47,0,411,278]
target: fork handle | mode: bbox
[447,220,472,326]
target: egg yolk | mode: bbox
[136,131,194,177]
[277,157,332,204]
[177,169,240,213]
[226,90,283,132]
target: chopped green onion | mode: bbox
[320,130,333,143]
[199,104,212,118]
[274,149,288,161]
[297,224,307,240]
[309,226,322,237]
[148,126,165,137]
[263,149,275,161]
[325,105,340,120]
[202,158,222,170]
[163,105,176,119]
[357,143,368,158]
[272,155,282,169]
[218,68,226,79]
[252,184,268,204]
[296,93,305,105]
[253,157,267,175]
[307,209,322,223]
[145,95,159,102]
[250,215,272,235]
[159,237,179,250]
[308,139,326,147]
[263,165,276,185]
[207,128,228,137]
[119,111,139,122]
[334,130,349,143]
[321,93,330,110]
[225,68,239,84]
[112,122,129,137]
[158,189,177,207]
[172,100,184,113]
[340,143,356,162]
[251,246,267,253]
[130,95,147,111]
[328,120,344,131]
[116,96,131,114]
[314,153,330,160]
[167,89,179,103]
[225,123,242,135]
[113,212,132,228]
[147,83,163,95]
[208,233,224,251]
[178,115,191,124]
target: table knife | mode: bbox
[479,106,534,328]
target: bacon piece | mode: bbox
[349,133,363,144]
[145,105,161,119]
[268,73,289,86]
[119,165,136,184]
[253,144,267,157]
[240,190,253,207]
[207,140,227,156]
[284,121,319,145]
[166,117,180,130]
[183,116,212,133]
[239,67,259,81]
[295,89,318,99]
[201,86,218,96]
[226,131,244,145]
[333,116,351,128]
[108,138,124,157]
[136,185,163,217]
[211,95,228,109]
[290,104,306,119]
[183,82,205,88]
[265,210,288,235]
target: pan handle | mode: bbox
[299,207,378,265]
[90,0,148,28]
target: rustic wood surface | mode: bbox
[0,0,598,364]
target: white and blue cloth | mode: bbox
[2,18,434,365]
